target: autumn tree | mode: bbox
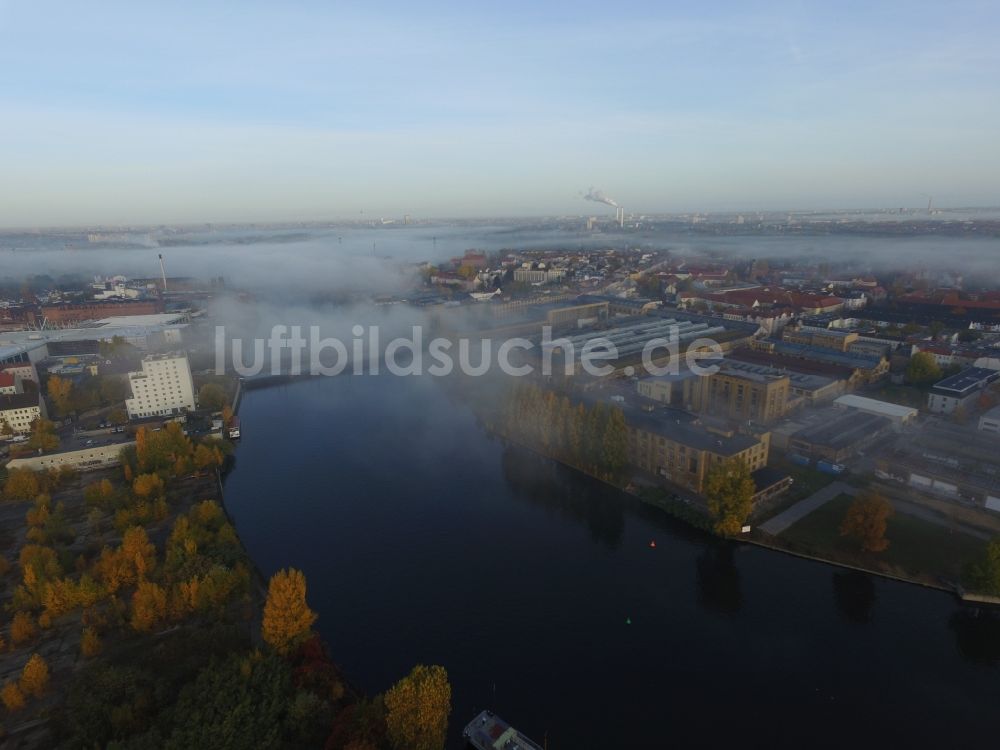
[130,581,168,632]
[19,653,50,698]
[384,665,452,750]
[906,351,942,385]
[121,526,157,580]
[3,468,40,502]
[27,418,59,453]
[80,627,101,657]
[705,458,755,536]
[840,491,893,552]
[262,568,317,655]
[47,375,74,417]
[0,419,12,436]
[1,681,25,711]
[10,611,38,646]
[132,473,165,500]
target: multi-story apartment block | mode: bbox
[125,352,196,419]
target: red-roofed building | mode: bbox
[0,372,17,394]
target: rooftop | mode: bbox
[793,411,891,450]
[833,394,918,419]
[931,367,1000,396]
[624,405,762,455]
[0,392,40,411]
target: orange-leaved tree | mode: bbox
[262,568,317,655]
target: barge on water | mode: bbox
[463,710,544,750]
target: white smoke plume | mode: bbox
[583,187,618,207]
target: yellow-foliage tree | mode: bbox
[80,627,101,657]
[840,491,894,553]
[19,653,49,698]
[132,473,165,500]
[384,665,452,750]
[705,458,755,536]
[47,376,74,416]
[121,526,157,580]
[261,568,317,655]
[130,581,168,632]
[1,681,25,711]
[10,611,38,646]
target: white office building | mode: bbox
[125,352,196,419]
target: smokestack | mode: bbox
[619,207,624,228]
[158,253,168,293]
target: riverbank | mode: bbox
[482,411,995,605]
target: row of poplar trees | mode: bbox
[502,383,628,481]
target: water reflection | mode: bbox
[950,608,1000,666]
[500,447,625,550]
[832,571,877,624]
[695,544,743,617]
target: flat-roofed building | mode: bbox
[636,369,700,407]
[833,394,918,426]
[125,352,196,419]
[625,407,770,495]
[927,367,1000,415]
[689,363,790,425]
[978,405,1000,434]
[783,326,860,352]
[788,411,892,463]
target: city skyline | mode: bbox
[1,0,998,226]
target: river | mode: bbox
[223,374,1000,748]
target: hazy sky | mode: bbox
[1,1,998,226]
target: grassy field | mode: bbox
[752,456,837,522]
[779,494,987,583]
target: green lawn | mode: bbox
[780,494,987,582]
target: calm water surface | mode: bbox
[223,375,1000,748]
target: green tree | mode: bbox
[705,458,755,536]
[906,351,942,385]
[384,665,451,750]
[198,383,228,412]
[99,376,129,405]
[262,568,318,655]
[963,536,1000,595]
[839,491,893,552]
[163,652,292,750]
[601,407,628,478]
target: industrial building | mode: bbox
[782,325,860,352]
[786,410,893,463]
[979,405,1000,434]
[751,339,889,384]
[624,407,770,495]
[833,394,918,426]
[690,362,790,425]
[927,367,999,415]
[877,420,1000,512]
[0,312,189,367]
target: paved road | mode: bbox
[759,480,857,536]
